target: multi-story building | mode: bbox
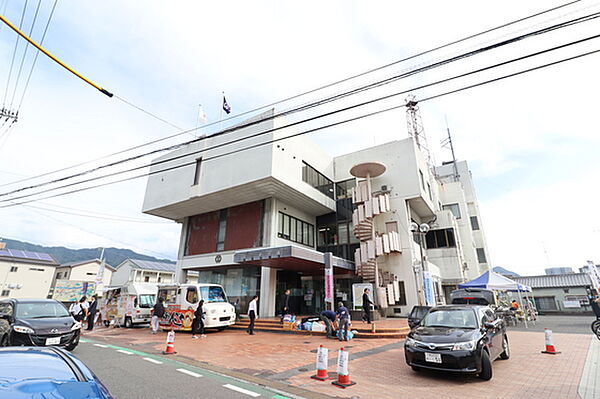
[49,259,115,297]
[111,259,178,286]
[142,110,491,316]
[0,247,59,299]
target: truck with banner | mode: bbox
[100,283,157,328]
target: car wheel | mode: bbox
[591,320,600,335]
[500,335,510,360]
[65,335,80,352]
[124,317,133,328]
[0,334,9,347]
[479,350,493,380]
[411,366,421,372]
[103,320,110,327]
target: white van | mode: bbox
[101,283,157,328]
[158,283,236,331]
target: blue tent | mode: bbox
[458,271,531,292]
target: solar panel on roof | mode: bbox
[38,253,54,261]
[11,250,27,258]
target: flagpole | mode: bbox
[196,104,201,138]
[219,91,224,132]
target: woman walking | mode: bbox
[192,300,206,339]
[247,295,258,335]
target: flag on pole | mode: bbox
[198,105,207,123]
[222,96,231,114]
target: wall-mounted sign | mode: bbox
[215,255,222,263]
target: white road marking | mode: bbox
[223,384,261,397]
[142,357,163,364]
[116,349,133,355]
[176,368,202,378]
[93,344,108,348]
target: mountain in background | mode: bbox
[1,238,175,267]
[492,266,520,277]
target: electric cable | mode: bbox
[0,0,584,189]
[2,0,28,108]
[21,203,174,223]
[8,0,42,110]
[1,22,598,202]
[2,42,598,208]
[2,9,597,201]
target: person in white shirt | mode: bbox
[247,296,259,335]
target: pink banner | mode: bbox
[325,267,334,301]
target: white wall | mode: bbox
[66,261,113,286]
[0,260,55,299]
[110,261,134,286]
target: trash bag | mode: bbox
[336,329,354,340]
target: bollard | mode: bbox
[310,345,332,381]
[332,347,356,388]
[541,328,561,355]
[163,329,177,355]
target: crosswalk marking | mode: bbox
[142,357,163,364]
[93,343,108,348]
[176,368,202,378]
[116,349,133,355]
[223,384,261,397]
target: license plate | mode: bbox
[425,352,442,363]
[46,337,61,345]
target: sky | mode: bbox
[0,0,599,275]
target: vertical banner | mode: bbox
[587,261,600,292]
[423,271,435,306]
[324,253,334,309]
[95,259,106,294]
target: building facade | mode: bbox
[111,259,178,286]
[49,259,115,297]
[142,111,491,316]
[0,248,58,299]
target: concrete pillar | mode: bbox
[259,266,277,317]
[175,219,188,284]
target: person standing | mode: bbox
[192,300,206,339]
[247,295,259,335]
[280,289,291,321]
[69,300,83,322]
[86,295,98,331]
[319,309,337,338]
[336,302,350,341]
[362,288,373,324]
[151,297,165,334]
[80,296,89,324]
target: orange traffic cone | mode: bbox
[332,348,356,388]
[163,330,177,355]
[541,328,561,355]
[311,345,332,381]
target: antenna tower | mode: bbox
[406,95,432,168]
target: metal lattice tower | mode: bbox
[405,95,432,168]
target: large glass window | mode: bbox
[138,294,155,308]
[335,179,356,199]
[443,203,462,219]
[470,216,480,230]
[476,248,487,263]
[278,212,315,247]
[425,228,457,248]
[199,286,227,303]
[302,162,334,199]
[216,209,228,251]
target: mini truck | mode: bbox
[158,283,236,331]
[101,283,157,328]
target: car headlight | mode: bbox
[405,337,417,348]
[71,321,82,330]
[13,325,34,334]
[452,340,477,351]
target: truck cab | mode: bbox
[158,284,236,331]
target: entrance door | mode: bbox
[276,270,302,315]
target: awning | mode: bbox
[458,271,532,292]
[233,245,354,274]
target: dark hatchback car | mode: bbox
[0,299,81,350]
[404,305,509,380]
[0,346,112,398]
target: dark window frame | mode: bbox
[470,216,480,230]
[277,211,315,247]
[476,248,487,263]
[9,266,17,272]
[425,228,457,248]
[302,161,334,199]
[443,203,462,219]
[1,290,10,297]
[193,158,202,185]
[216,209,228,252]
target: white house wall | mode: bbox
[0,260,55,299]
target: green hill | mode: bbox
[1,238,175,267]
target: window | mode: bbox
[398,281,407,306]
[56,272,61,279]
[470,216,480,230]
[425,228,457,248]
[278,212,315,247]
[199,286,227,303]
[443,203,461,219]
[386,221,398,233]
[0,290,9,297]
[338,223,348,244]
[9,266,17,272]
[476,248,487,263]
[29,268,44,272]
[138,294,155,308]
[186,287,199,303]
[144,276,150,282]
[335,179,356,199]
[302,161,334,199]
[216,209,228,251]
[86,272,96,276]
[0,303,12,315]
[158,276,162,283]
[419,170,425,190]
[427,182,432,201]
[193,158,202,185]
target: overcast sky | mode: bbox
[0,1,598,274]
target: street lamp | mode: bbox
[411,222,430,305]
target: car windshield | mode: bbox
[199,286,227,303]
[421,308,478,329]
[138,294,155,308]
[16,302,70,319]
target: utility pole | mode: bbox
[440,120,460,182]
[406,95,432,169]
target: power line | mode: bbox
[2,20,599,203]
[0,0,584,189]
[2,9,596,201]
[2,0,28,108]
[2,43,598,209]
[21,203,174,223]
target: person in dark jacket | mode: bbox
[151,297,165,334]
[192,300,206,339]
[319,309,337,338]
[86,295,98,331]
[336,302,350,341]
[280,289,291,321]
[362,288,373,324]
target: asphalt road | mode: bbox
[72,339,294,399]
[509,314,596,334]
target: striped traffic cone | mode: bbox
[311,345,332,381]
[332,348,356,388]
[541,328,561,355]
[163,330,177,355]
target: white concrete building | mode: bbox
[0,248,59,299]
[142,110,491,316]
[49,259,115,296]
[111,259,177,286]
